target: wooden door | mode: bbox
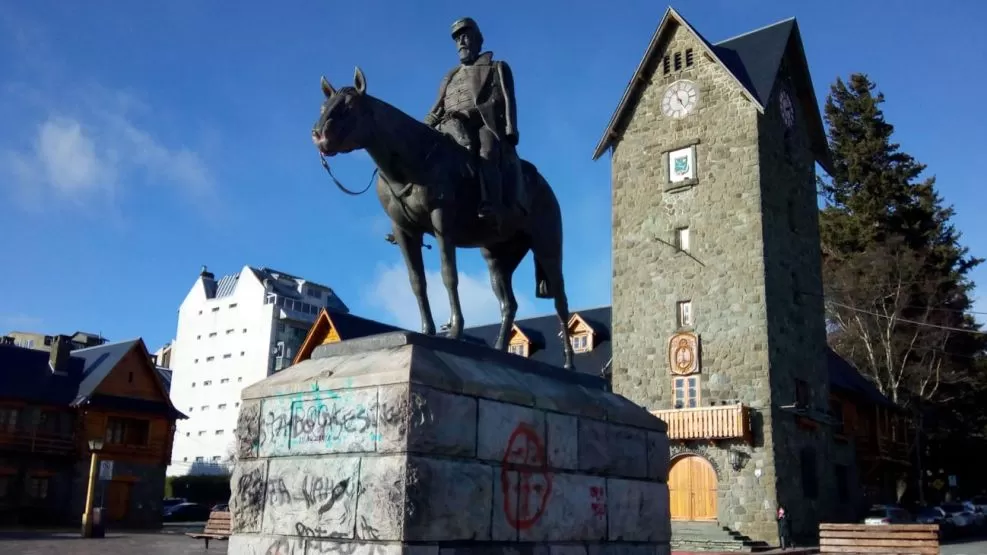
[105,481,131,521]
[668,455,718,521]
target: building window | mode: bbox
[570,334,590,353]
[243,328,248,333]
[201,405,209,411]
[834,464,849,502]
[220,378,229,384]
[208,332,217,338]
[800,447,818,499]
[676,301,693,328]
[194,358,199,364]
[226,329,235,335]
[0,408,18,432]
[240,351,245,356]
[229,303,238,308]
[237,377,243,382]
[105,417,150,446]
[218,403,227,409]
[206,356,214,362]
[235,402,240,408]
[211,307,219,312]
[215,430,224,435]
[195,456,204,461]
[198,310,203,315]
[203,380,212,386]
[211,456,221,462]
[662,55,671,75]
[673,376,699,408]
[685,48,694,67]
[198,432,205,437]
[26,477,49,499]
[222,354,231,359]
[675,227,691,252]
[185,432,190,437]
[830,398,845,436]
[191,382,196,387]
[196,335,201,340]
[673,51,682,70]
[508,343,527,356]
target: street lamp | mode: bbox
[81,438,104,538]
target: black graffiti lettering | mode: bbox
[358,515,380,540]
[266,478,292,506]
[306,539,361,555]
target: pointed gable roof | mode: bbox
[592,8,832,173]
[294,308,402,364]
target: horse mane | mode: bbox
[360,91,456,159]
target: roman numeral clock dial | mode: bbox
[661,80,699,119]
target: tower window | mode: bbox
[685,48,694,67]
[676,301,693,328]
[672,376,700,408]
[662,55,671,75]
[673,52,682,71]
[675,227,691,252]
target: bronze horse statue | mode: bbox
[311,67,574,370]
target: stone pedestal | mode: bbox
[228,332,671,555]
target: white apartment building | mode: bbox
[166,265,348,476]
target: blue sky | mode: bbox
[1,0,985,351]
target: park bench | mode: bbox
[185,510,232,549]
[818,523,940,554]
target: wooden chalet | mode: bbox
[0,335,185,527]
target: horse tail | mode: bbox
[521,160,563,300]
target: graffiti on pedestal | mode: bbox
[500,422,553,530]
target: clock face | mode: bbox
[661,80,699,119]
[780,90,795,128]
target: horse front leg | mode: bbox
[393,224,435,335]
[431,210,463,339]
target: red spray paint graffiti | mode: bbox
[500,422,553,530]
[590,485,606,517]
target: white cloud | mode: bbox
[365,262,535,332]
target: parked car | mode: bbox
[968,495,987,513]
[864,505,913,525]
[163,502,211,522]
[940,502,978,531]
[162,497,187,509]
[960,501,986,527]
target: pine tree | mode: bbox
[818,73,985,409]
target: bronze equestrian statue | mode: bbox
[311,18,575,370]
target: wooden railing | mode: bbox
[651,404,752,442]
[0,431,76,455]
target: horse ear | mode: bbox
[321,76,336,98]
[353,66,367,95]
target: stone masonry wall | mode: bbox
[609,21,780,542]
[228,336,672,554]
[757,54,838,542]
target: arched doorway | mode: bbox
[668,454,718,521]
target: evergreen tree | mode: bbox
[818,73,985,408]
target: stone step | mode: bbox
[671,522,771,553]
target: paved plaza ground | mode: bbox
[0,529,227,555]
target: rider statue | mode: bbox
[424,17,519,227]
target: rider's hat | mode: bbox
[451,17,480,39]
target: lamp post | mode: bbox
[81,438,104,538]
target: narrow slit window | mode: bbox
[662,55,671,75]
[676,300,693,328]
[685,48,694,67]
[673,52,682,71]
[675,227,691,252]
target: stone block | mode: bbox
[307,542,439,555]
[258,388,379,457]
[229,458,268,533]
[609,425,648,478]
[646,431,670,482]
[236,400,262,459]
[261,456,361,537]
[228,534,304,554]
[588,546,663,555]
[378,383,477,456]
[518,473,607,542]
[577,418,609,473]
[358,455,494,541]
[478,399,546,462]
[607,479,670,542]
[546,412,577,470]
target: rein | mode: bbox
[319,153,376,196]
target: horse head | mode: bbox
[311,67,372,157]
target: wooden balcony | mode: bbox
[651,404,752,443]
[0,431,76,456]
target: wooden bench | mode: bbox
[185,510,232,548]
[819,523,940,554]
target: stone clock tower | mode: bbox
[593,7,839,545]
